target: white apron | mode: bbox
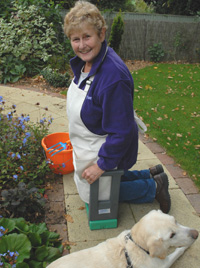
[66,78,111,203]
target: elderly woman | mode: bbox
[64,0,170,213]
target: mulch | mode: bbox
[5,60,153,97]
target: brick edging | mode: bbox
[139,133,200,215]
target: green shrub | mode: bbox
[133,0,154,13]
[0,4,63,83]
[0,217,63,267]
[108,11,124,54]
[91,0,128,11]
[0,0,65,41]
[0,1,14,21]
[148,42,165,62]
[195,48,200,62]
[41,67,71,88]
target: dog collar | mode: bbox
[124,248,133,268]
[124,233,149,268]
[125,233,149,255]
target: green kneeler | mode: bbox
[85,170,123,230]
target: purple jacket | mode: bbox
[70,40,138,171]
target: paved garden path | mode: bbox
[1,85,200,267]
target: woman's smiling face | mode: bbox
[70,24,105,71]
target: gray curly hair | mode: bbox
[64,1,107,38]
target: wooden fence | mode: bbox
[104,12,200,62]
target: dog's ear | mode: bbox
[148,237,167,259]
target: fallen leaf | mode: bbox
[157,117,162,120]
[62,240,77,246]
[64,214,74,223]
[145,85,153,90]
[176,133,182,137]
[195,145,200,149]
[33,75,44,82]
[151,107,157,112]
[78,206,85,210]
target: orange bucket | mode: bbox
[41,132,74,175]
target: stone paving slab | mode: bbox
[186,194,200,215]
[137,141,157,160]
[64,194,135,250]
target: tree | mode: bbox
[108,12,124,54]
[143,0,200,15]
[90,0,128,11]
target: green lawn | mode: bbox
[133,63,200,188]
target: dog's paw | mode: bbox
[175,247,187,256]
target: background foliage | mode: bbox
[0,0,72,84]
[0,4,63,83]
[144,0,200,15]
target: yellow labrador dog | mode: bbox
[47,210,198,268]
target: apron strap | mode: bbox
[84,75,95,93]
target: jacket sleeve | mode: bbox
[97,80,137,170]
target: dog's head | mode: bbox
[131,210,198,259]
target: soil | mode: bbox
[2,60,152,254]
[6,60,153,96]
[44,174,70,255]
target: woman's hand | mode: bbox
[82,163,104,184]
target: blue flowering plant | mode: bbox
[0,250,19,268]
[0,96,53,189]
[0,96,54,220]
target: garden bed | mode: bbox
[0,172,67,224]
[5,60,153,96]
